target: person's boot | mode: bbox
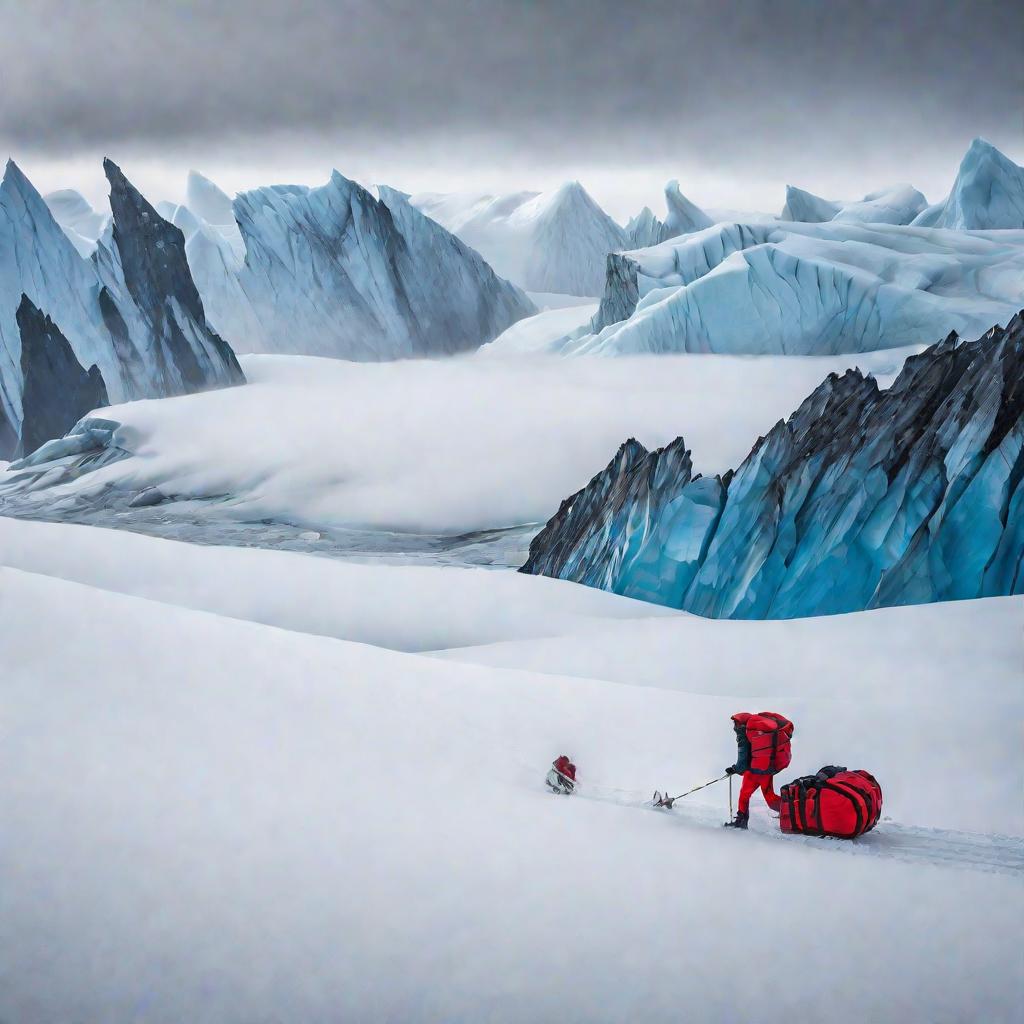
[724,810,749,829]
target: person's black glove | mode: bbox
[725,765,738,776]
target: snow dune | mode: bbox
[0,525,1020,1023]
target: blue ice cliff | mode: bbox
[521,313,1024,617]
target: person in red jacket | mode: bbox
[724,712,794,829]
[546,754,576,795]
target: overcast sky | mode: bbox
[2,0,1021,219]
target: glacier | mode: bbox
[0,159,244,459]
[559,140,1024,358]
[558,218,1024,356]
[411,181,627,296]
[912,137,1024,230]
[522,313,1024,617]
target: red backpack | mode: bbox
[758,712,793,773]
[779,766,883,839]
[734,711,794,775]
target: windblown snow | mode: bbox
[0,348,919,536]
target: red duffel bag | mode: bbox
[779,766,882,839]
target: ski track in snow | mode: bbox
[568,784,1024,878]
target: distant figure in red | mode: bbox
[724,712,794,829]
[546,755,576,795]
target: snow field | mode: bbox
[0,536,1020,1022]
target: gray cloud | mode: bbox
[2,0,1021,162]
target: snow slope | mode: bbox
[0,528,1020,1022]
[563,219,1024,356]
[912,137,1024,230]
[0,516,675,652]
[411,182,627,296]
[0,348,919,534]
[434,594,1023,834]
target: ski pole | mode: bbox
[729,773,733,819]
[653,773,730,809]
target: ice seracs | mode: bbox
[558,218,1024,356]
[522,313,1024,616]
[625,182,713,248]
[912,137,1024,230]
[663,180,714,236]
[625,206,663,248]
[412,181,627,296]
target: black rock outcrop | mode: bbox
[16,295,109,459]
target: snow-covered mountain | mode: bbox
[782,183,928,225]
[198,171,534,358]
[0,159,244,459]
[557,217,1024,356]
[411,181,627,296]
[912,137,1024,230]
[523,313,1024,616]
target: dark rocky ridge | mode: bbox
[101,159,244,395]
